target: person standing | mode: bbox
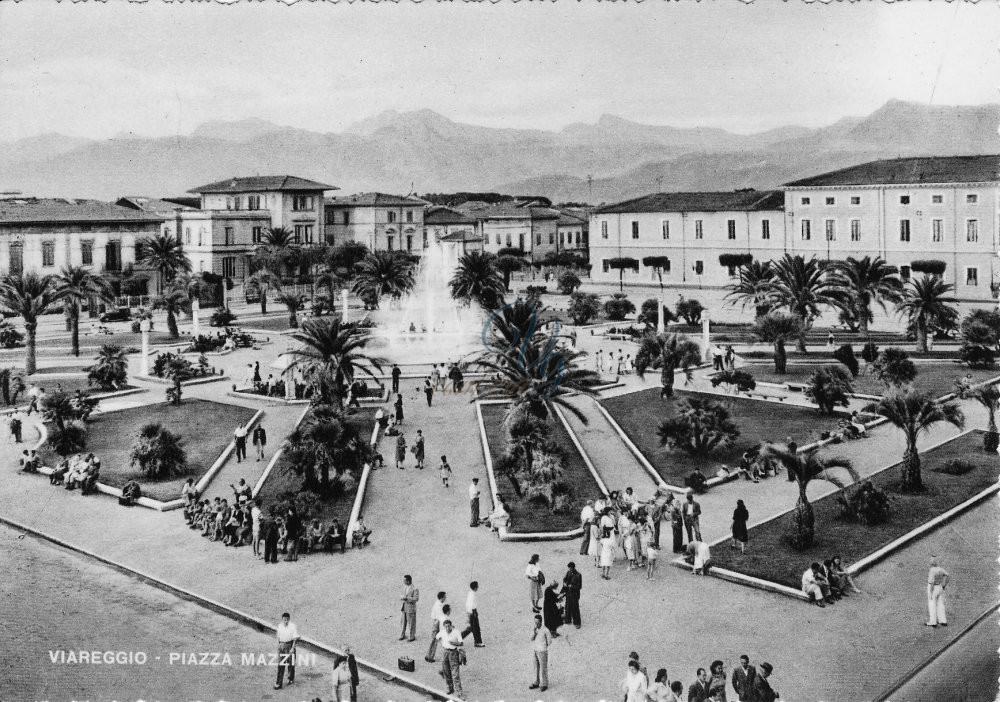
[731,499,749,553]
[274,612,299,690]
[469,477,481,527]
[599,529,615,580]
[687,668,711,702]
[430,364,442,391]
[436,619,464,698]
[579,500,595,555]
[731,655,757,702]
[622,659,648,702]
[9,413,22,443]
[399,574,419,641]
[253,361,262,388]
[283,507,301,562]
[708,660,727,702]
[926,555,950,627]
[250,499,263,558]
[391,364,401,394]
[461,581,485,647]
[561,562,582,628]
[330,654,353,702]
[395,433,407,470]
[413,430,425,469]
[425,591,447,662]
[252,423,267,462]
[595,349,604,373]
[683,491,702,543]
[263,508,279,563]
[424,378,434,407]
[751,662,778,702]
[343,645,360,702]
[394,393,404,425]
[439,455,452,487]
[233,423,248,463]
[526,554,543,612]
[529,614,551,692]
[542,581,562,637]
[785,436,798,481]
[670,498,685,553]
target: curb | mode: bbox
[592,401,677,492]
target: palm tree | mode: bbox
[449,250,505,311]
[161,354,195,405]
[154,283,189,339]
[312,264,339,314]
[725,259,775,319]
[503,404,549,474]
[276,291,302,329]
[482,299,557,355]
[495,253,526,292]
[896,275,959,353]
[284,408,369,494]
[288,317,385,409]
[0,272,63,375]
[752,312,803,374]
[957,383,1000,452]
[634,332,702,398]
[54,265,114,356]
[865,388,965,491]
[832,256,903,337]
[245,269,282,315]
[140,233,191,294]
[86,344,129,391]
[760,444,860,549]
[351,251,416,309]
[767,254,846,352]
[254,226,300,278]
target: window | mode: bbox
[966,267,979,286]
[8,243,23,275]
[967,194,978,204]
[662,221,669,240]
[899,219,911,242]
[967,219,979,242]
[549,233,554,245]
[247,195,261,210]
[931,219,943,243]
[232,196,242,211]
[801,220,811,241]
[850,196,861,206]
[519,233,525,250]
[694,220,703,240]
[601,221,608,239]
[294,225,314,244]
[899,195,910,205]
[761,220,770,240]
[931,194,943,204]
[198,228,204,246]
[825,219,836,241]
[41,241,55,267]
[631,221,639,239]
[387,211,396,224]
[505,234,512,247]
[406,210,413,223]
[422,231,428,249]
[825,197,835,206]
[900,265,911,281]
[184,227,191,245]
[694,260,704,275]
[850,219,861,242]
[495,233,501,246]
[727,220,736,240]
[387,235,394,251]
[134,242,144,261]
[406,235,413,251]
[342,212,350,225]
[801,197,811,206]
[252,226,263,244]
[727,265,738,278]
[292,195,315,211]
[602,260,610,273]
[224,227,234,245]
[81,241,93,266]
[222,257,237,278]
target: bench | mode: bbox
[744,387,787,402]
[785,382,808,393]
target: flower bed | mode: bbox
[710,431,999,590]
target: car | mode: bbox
[98,308,132,323]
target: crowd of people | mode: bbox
[618,652,781,702]
[801,558,862,607]
[44,452,104,496]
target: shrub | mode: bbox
[861,341,879,364]
[933,459,977,476]
[910,260,947,276]
[129,423,188,478]
[523,286,547,308]
[567,292,601,325]
[49,424,87,456]
[657,398,740,456]
[0,321,24,348]
[872,348,917,386]
[603,293,636,321]
[684,470,708,493]
[188,334,226,353]
[557,271,582,295]
[638,298,676,328]
[960,342,995,369]
[837,481,891,526]
[210,309,237,327]
[833,344,860,378]
[676,298,704,325]
[275,489,327,520]
[521,452,566,509]
[805,366,853,415]
[710,369,756,393]
[86,344,129,391]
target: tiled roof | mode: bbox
[115,196,196,215]
[595,190,784,215]
[783,155,1000,187]
[325,192,425,208]
[188,176,337,194]
[439,231,482,242]
[456,202,560,221]
[0,198,165,225]
[424,206,476,225]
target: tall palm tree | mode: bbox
[760,444,860,549]
[54,265,114,356]
[86,344,129,391]
[253,226,300,278]
[957,383,1000,452]
[634,332,702,398]
[495,254,525,292]
[245,269,282,315]
[140,233,192,294]
[288,317,385,409]
[450,250,506,311]
[725,259,775,319]
[154,282,189,339]
[767,254,846,352]
[351,251,416,309]
[832,256,903,337]
[896,275,959,353]
[284,408,368,494]
[865,388,965,492]
[0,272,63,375]
[276,291,302,329]
[482,299,557,355]
[751,312,803,374]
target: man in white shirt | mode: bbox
[274,612,299,690]
[425,591,447,662]
[469,478,482,527]
[460,581,485,647]
[436,619,464,698]
[579,500,595,555]
[525,555,542,612]
[926,556,950,627]
[250,499,263,558]
[529,614,551,692]
[801,563,825,607]
[234,424,249,463]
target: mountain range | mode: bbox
[1,100,997,204]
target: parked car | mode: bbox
[99,308,132,323]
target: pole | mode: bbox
[341,289,349,323]
[139,319,150,376]
[657,294,665,334]
[191,298,200,337]
[702,313,711,362]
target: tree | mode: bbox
[896,275,959,353]
[0,272,63,375]
[567,292,600,325]
[289,317,384,410]
[139,233,192,294]
[831,256,903,337]
[130,423,188,478]
[44,390,92,456]
[351,250,416,309]
[276,291,303,329]
[832,344,860,378]
[160,354,195,405]
[245,269,282,315]
[766,254,847,352]
[450,250,505,311]
[635,332,703,397]
[872,347,917,387]
[865,389,965,491]
[254,227,300,278]
[154,282,189,339]
[956,382,1000,452]
[760,445,859,549]
[959,310,1000,369]
[725,259,775,319]
[910,260,947,277]
[675,298,704,325]
[606,257,638,292]
[557,271,581,295]
[603,293,636,321]
[496,254,525,291]
[657,397,740,456]
[638,298,676,329]
[805,366,853,415]
[751,312,803,374]
[86,344,129,391]
[283,407,369,494]
[642,256,673,292]
[484,299,551,353]
[55,265,114,357]
[710,369,757,394]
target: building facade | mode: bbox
[555,209,589,253]
[324,193,426,252]
[423,206,482,254]
[456,202,560,262]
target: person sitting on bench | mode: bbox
[352,514,372,548]
[307,519,325,552]
[119,480,141,506]
[322,519,347,553]
[80,460,101,495]
[19,449,39,473]
[50,457,69,485]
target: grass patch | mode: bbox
[20,375,138,400]
[479,402,601,533]
[41,399,257,502]
[255,408,376,525]
[601,388,840,486]
[711,431,999,589]
[36,330,179,350]
[235,315,296,332]
[743,362,999,399]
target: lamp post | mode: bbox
[191,298,200,337]
[702,313,711,362]
[341,289,349,323]
[139,318,151,376]
[657,294,665,334]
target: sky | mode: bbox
[0,0,997,142]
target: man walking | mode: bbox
[425,591,447,662]
[414,430,425,469]
[926,555,950,627]
[579,500,595,555]
[562,562,582,628]
[274,612,298,690]
[682,491,702,543]
[529,614,551,692]
[731,654,757,702]
[252,422,267,462]
[234,423,248,463]
[461,581,485,647]
[751,662,778,702]
[399,574,419,642]
[391,363,401,394]
[469,477,482,527]
[424,378,434,407]
[436,619,464,698]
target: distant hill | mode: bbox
[1,100,996,203]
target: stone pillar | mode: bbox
[139,319,151,376]
[191,298,200,337]
[702,314,711,362]
[341,289,349,323]
[657,295,665,334]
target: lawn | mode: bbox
[743,362,1000,399]
[601,388,841,486]
[479,401,603,533]
[41,399,257,502]
[235,314,297,332]
[255,407,376,526]
[35,330,180,350]
[710,430,999,589]
[22,375,137,399]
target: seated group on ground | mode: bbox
[801,558,862,607]
[46,452,103,496]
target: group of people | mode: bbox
[620,653,781,702]
[710,345,737,372]
[243,360,309,400]
[801,558,862,607]
[46,452,103,496]
[594,348,635,376]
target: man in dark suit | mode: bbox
[682,491,702,543]
[751,662,779,702]
[561,562,583,628]
[731,654,757,702]
[343,645,360,702]
[687,667,711,702]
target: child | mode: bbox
[439,455,452,488]
[646,541,658,579]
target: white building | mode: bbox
[324,193,426,253]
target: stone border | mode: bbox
[0,516,456,702]
[346,422,384,544]
[0,386,148,417]
[228,389,311,405]
[135,374,230,387]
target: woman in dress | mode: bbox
[394,393,404,425]
[395,433,407,469]
[731,499,749,553]
[599,529,615,580]
[542,580,562,637]
[647,668,672,702]
[708,660,728,702]
[330,654,353,702]
[623,516,637,571]
[830,554,862,594]
[588,520,601,567]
